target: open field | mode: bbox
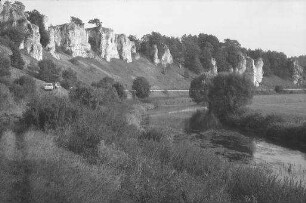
[249,94,306,119]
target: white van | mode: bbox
[43,83,54,91]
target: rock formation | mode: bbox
[210,58,218,76]
[152,44,173,67]
[234,52,247,74]
[86,26,136,63]
[0,1,43,61]
[47,21,92,58]
[290,60,304,85]
[233,53,264,87]
[243,56,264,87]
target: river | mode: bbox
[148,103,306,186]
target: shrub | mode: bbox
[0,26,26,47]
[185,110,219,133]
[10,76,36,101]
[275,85,284,93]
[38,59,61,82]
[21,95,78,131]
[132,77,150,99]
[91,77,115,89]
[0,83,14,110]
[208,73,254,119]
[113,82,127,99]
[10,43,25,70]
[61,68,78,90]
[189,73,213,104]
[0,55,11,77]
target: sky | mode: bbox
[16,0,306,57]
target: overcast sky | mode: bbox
[19,0,306,57]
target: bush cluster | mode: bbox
[132,76,150,99]
[10,75,36,101]
[0,55,11,77]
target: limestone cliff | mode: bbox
[87,27,135,63]
[244,57,264,87]
[210,58,218,76]
[47,21,92,58]
[152,44,173,67]
[0,1,43,61]
[290,60,303,85]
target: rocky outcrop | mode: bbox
[234,52,247,74]
[0,1,43,61]
[152,44,173,67]
[47,21,92,58]
[24,24,43,61]
[210,58,218,76]
[117,34,135,63]
[244,57,264,87]
[86,27,136,63]
[233,53,264,87]
[290,60,303,85]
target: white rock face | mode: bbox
[0,1,43,61]
[24,24,43,61]
[47,21,92,58]
[254,58,264,86]
[210,58,218,76]
[152,44,160,65]
[152,44,173,67]
[87,27,135,63]
[117,34,135,63]
[244,57,264,87]
[161,45,173,67]
[291,60,304,85]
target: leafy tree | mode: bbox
[70,16,84,26]
[88,18,101,27]
[208,73,254,118]
[189,73,213,104]
[38,59,60,82]
[225,46,242,69]
[10,43,25,70]
[132,77,150,98]
[224,39,241,48]
[26,9,50,47]
[61,68,78,89]
[0,26,26,47]
[0,55,11,77]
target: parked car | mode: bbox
[43,83,54,91]
[54,82,61,89]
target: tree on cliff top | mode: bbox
[26,9,50,47]
[71,16,84,26]
[88,18,102,27]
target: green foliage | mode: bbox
[9,43,25,70]
[38,59,61,82]
[128,35,141,52]
[208,73,254,118]
[69,84,119,109]
[26,9,50,47]
[88,18,101,27]
[274,85,284,93]
[113,82,127,99]
[0,83,14,110]
[0,26,26,47]
[61,68,78,90]
[132,77,150,99]
[91,76,115,89]
[10,75,36,101]
[185,110,219,133]
[21,95,79,131]
[70,16,84,26]
[189,73,212,104]
[0,55,11,77]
